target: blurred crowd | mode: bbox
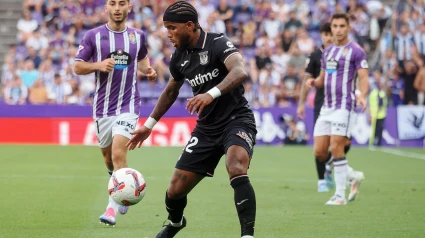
[372,0,425,107]
[2,0,416,108]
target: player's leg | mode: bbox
[313,113,333,191]
[95,117,120,225]
[223,126,256,238]
[313,110,331,192]
[156,130,221,238]
[155,169,204,238]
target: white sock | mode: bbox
[333,159,348,198]
[241,236,254,238]
[170,216,184,227]
[347,165,356,181]
[318,179,326,185]
[107,196,119,213]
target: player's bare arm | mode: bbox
[186,53,248,116]
[74,58,115,75]
[126,77,184,150]
[297,74,314,119]
[138,56,157,81]
[357,68,369,112]
[306,70,325,89]
[414,67,425,92]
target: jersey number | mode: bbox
[185,137,198,153]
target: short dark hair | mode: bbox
[331,13,350,25]
[319,22,331,33]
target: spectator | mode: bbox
[389,70,405,107]
[47,74,72,104]
[19,60,39,88]
[17,10,38,42]
[4,76,28,105]
[28,79,48,104]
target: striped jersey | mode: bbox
[321,41,368,111]
[75,24,148,118]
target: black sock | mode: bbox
[344,144,351,154]
[230,175,256,237]
[165,191,187,224]
[108,170,113,177]
[315,158,326,180]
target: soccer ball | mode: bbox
[108,168,147,206]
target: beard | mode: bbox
[178,32,191,49]
[109,11,128,24]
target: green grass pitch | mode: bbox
[0,145,424,238]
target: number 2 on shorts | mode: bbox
[185,137,198,153]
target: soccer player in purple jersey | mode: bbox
[307,13,368,205]
[73,0,156,226]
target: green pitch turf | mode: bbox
[0,145,424,238]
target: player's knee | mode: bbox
[166,182,187,200]
[226,154,249,177]
[314,149,328,161]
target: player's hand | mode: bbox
[99,58,115,73]
[126,126,152,150]
[297,105,305,120]
[186,93,214,116]
[357,96,367,112]
[306,78,315,89]
[145,67,157,82]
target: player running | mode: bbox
[73,0,156,226]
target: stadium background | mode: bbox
[0,0,424,147]
[0,1,425,238]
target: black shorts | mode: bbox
[175,122,256,177]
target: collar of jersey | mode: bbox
[333,41,352,48]
[105,24,128,33]
[192,29,207,50]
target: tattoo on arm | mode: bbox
[150,77,184,120]
[174,170,187,182]
[216,53,248,95]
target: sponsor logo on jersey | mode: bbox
[326,58,338,74]
[186,68,219,87]
[107,49,132,70]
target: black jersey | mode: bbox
[305,46,324,111]
[169,29,255,135]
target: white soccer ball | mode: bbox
[108,168,147,206]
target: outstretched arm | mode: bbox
[150,77,184,121]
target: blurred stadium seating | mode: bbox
[3,0,424,108]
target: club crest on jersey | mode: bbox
[199,51,209,65]
[326,58,338,74]
[342,48,349,56]
[361,59,369,69]
[129,33,136,44]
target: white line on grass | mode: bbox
[371,147,425,161]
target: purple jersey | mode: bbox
[321,41,368,111]
[75,24,148,118]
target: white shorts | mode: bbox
[94,113,139,148]
[313,109,355,137]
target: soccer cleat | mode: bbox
[318,180,329,192]
[325,195,347,205]
[348,171,365,202]
[118,205,129,215]
[156,216,187,238]
[99,207,116,226]
[324,169,334,189]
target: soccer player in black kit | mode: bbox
[126,2,257,238]
[297,22,352,193]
